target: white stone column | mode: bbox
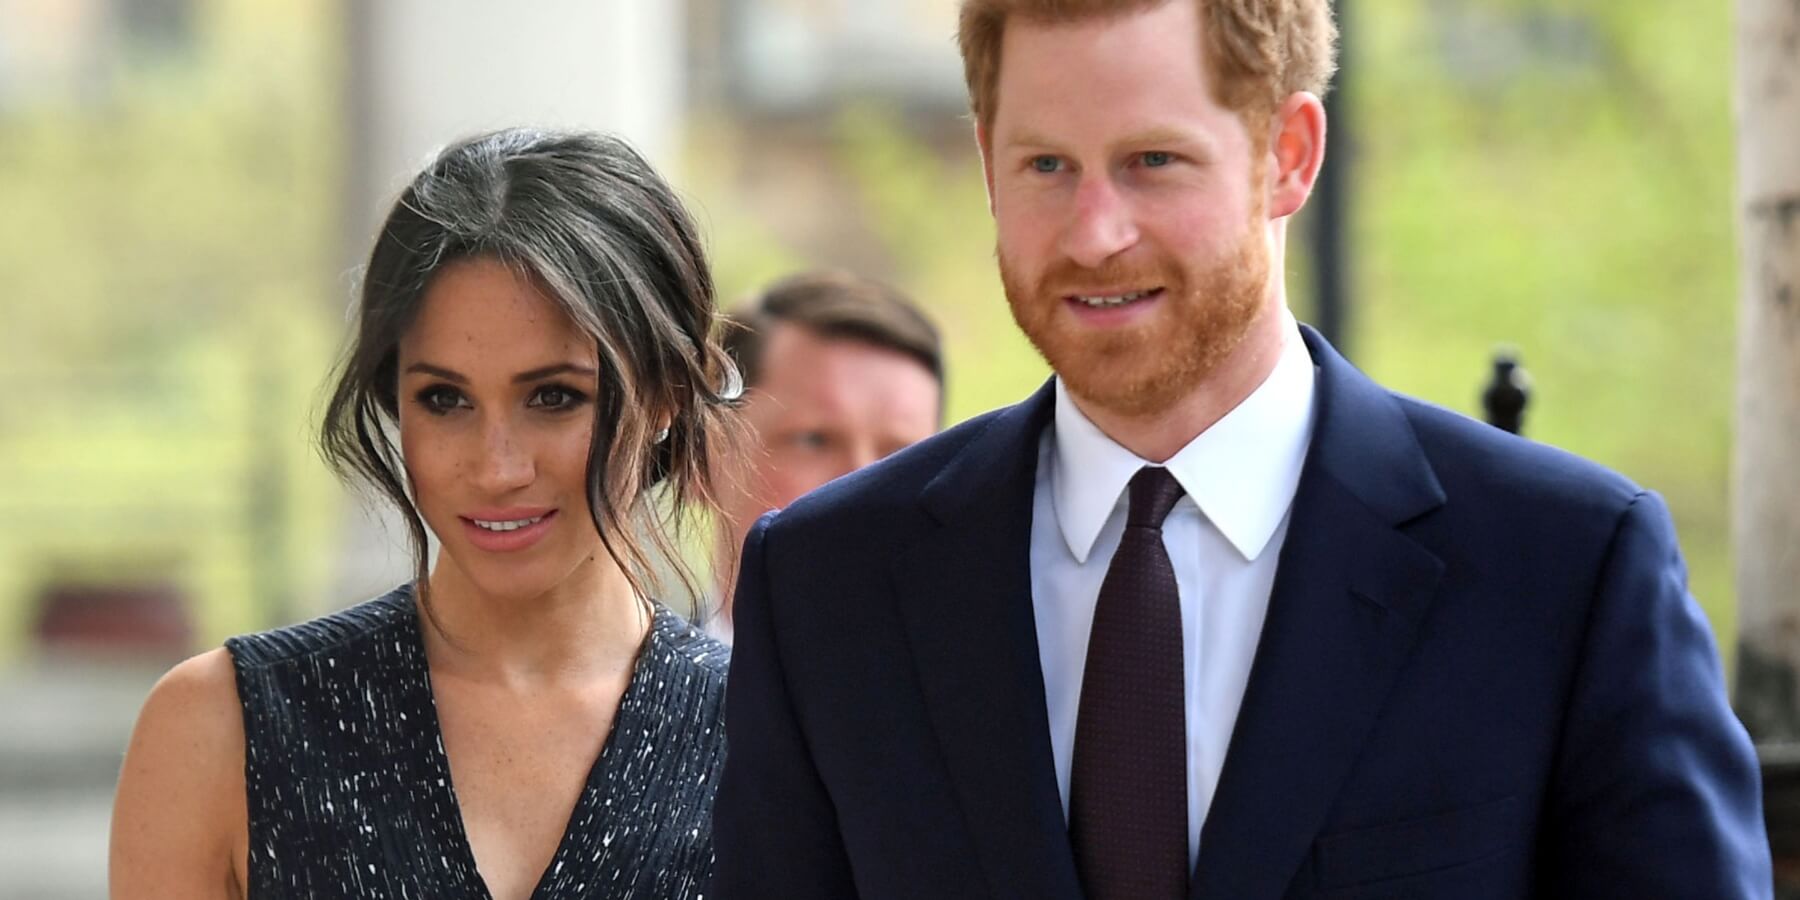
[1731,0,1800,740]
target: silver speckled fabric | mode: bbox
[225,584,729,899]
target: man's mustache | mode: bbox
[1032,259,1181,297]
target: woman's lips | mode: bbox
[459,509,558,553]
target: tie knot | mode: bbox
[1125,466,1185,529]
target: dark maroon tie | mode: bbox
[1069,466,1188,900]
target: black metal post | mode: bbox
[1481,350,1530,436]
[1310,0,1351,356]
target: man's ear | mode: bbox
[975,120,998,217]
[1266,91,1327,220]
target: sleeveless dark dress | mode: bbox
[225,585,729,899]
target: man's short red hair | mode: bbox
[958,0,1338,138]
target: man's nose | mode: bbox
[1057,173,1139,269]
[472,418,535,493]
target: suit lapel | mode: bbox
[893,381,1085,900]
[1191,327,1447,900]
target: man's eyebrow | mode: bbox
[1003,129,1064,151]
[1000,127,1213,154]
[401,362,597,384]
[1117,126,1209,149]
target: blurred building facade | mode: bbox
[685,0,974,279]
[0,0,1745,698]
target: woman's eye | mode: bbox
[1029,155,1062,174]
[527,385,588,411]
[1141,151,1174,168]
[416,385,468,415]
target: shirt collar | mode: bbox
[1049,312,1317,564]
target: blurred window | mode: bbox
[718,0,966,115]
[0,0,194,108]
[1431,4,1600,86]
[117,0,195,55]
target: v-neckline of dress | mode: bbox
[402,593,667,900]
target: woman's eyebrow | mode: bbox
[401,362,597,383]
[403,362,466,384]
[512,363,598,383]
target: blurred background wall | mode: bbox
[0,0,1737,894]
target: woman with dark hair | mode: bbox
[110,129,740,899]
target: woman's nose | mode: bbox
[471,420,535,493]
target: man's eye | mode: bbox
[1029,156,1062,174]
[1141,151,1174,167]
[415,385,468,415]
[527,385,587,411]
[788,431,830,451]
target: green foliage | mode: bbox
[678,119,811,312]
[1349,0,1738,649]
[682,105,1050,423]
[0,0,345,658]
[828,105,1049,420]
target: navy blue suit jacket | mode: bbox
[713,327,1770,899]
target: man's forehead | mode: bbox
[990,1,1217,131]
[759,324,927,383]
[751,323,937,415]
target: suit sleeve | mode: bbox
[1542,490,1771,898]
[711,512,859,899]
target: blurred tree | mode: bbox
[830,104,1046,421]
[1351,0,1739,651]
[0,0,344,660]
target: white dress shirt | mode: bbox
[1030,315,1317,867]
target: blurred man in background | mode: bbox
[709,270,944,641]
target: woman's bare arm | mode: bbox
[109,648,248,900]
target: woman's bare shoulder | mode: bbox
[129,649,244,766]
[147,648,239,717]
[110,648,247,899]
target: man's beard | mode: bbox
[999,218,1272,419]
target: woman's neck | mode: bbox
[418,552,649,687]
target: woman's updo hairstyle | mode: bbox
[320,128,741,604]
